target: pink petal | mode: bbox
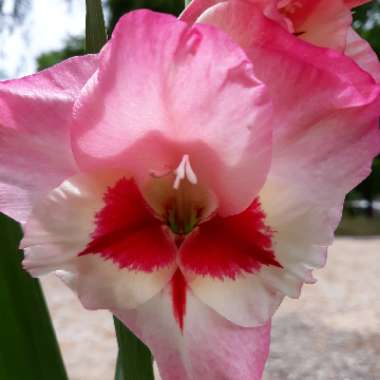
[0,55,98,223]
[71,10,273,215]
[180,0,282,25]
[114,287,271,380]
[185,0,351,52]
[345,28,380,83]
[259,116,380,298]
[22,173,176,310]
[283,0,352,51]
[252,18,380,298]
[194,0,380,301]
[196,1,379,109]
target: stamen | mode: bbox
[173,154,197,190]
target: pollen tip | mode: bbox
[173,154,198,189]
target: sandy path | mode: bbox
[41,237,380,380]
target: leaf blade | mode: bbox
[0,214,68,380]
[113,317,154,380]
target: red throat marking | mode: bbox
[171,269,187,332]
[78,178,176,271]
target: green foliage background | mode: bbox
[349,1,380,211]
[354,0,380,57]
[37,0,184,68]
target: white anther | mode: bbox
[173,154,198,190]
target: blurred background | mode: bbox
[1,1,379,379]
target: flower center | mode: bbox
[145,154,216,238]
[173,154,197,190]
[167,182,201,235]
[167,155,202,235]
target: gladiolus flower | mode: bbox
[0,9,379,380]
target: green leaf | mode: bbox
[113,317,154,380]
[184,0,191,6]
[115,352,124,380]
[86,0,107,53]
[0,213,68,380]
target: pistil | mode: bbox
[167,155,201,236]
[167,182,200,236]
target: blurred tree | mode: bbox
[0,0,31,73]
[0,69,7,79]
[0,0,75,77]
[0,0,30,34]
[353,0,380,57]
[36,0,183,70]
[36,36,83,70]
[106,0,183,32]
[352,1,380,212]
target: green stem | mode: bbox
[85,0,108,53]
[113,317,154,380]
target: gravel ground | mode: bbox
[41,237,380,380]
